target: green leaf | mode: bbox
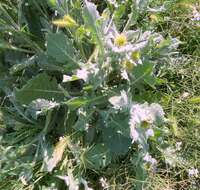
[114,4,126,20]
[73,109,95,132]
[100,113,132,156]
[103,127,131,156]
[82,144,111,170]
[132,61,156,88]
[15,73,64,104]
[65,97,89,111]
[0,39,34,53]
[83,1,103,49]
[47,33,76,64]
[64,95,108,110]
[37,53,77,72]
[22,0,46,44]
[108,113,130,137]
[131,151,148,190]
[9,56,36,75]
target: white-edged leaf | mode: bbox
[83,0,103,49]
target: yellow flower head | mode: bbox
[122,60,134,71]
[101,10,110,19]
[114,34,127,47]
[52,15,78,28]
[131,51,140,61]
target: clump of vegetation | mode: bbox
[0,0,199,189]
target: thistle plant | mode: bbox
[0,0,198,190]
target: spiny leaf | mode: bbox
[0,39,34,53]
[47,33,77,64]
[64,95,108,110]
[102,127,132,156]
[83,1,103,49]
[81,144,111,170]
[9,56,36,75]
[15,73,64,104]
[132,61,156,88]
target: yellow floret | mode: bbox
[131,51,140,61]
[114,34,127,47]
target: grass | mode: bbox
[102,1,200,188]
[154,57,200,189]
